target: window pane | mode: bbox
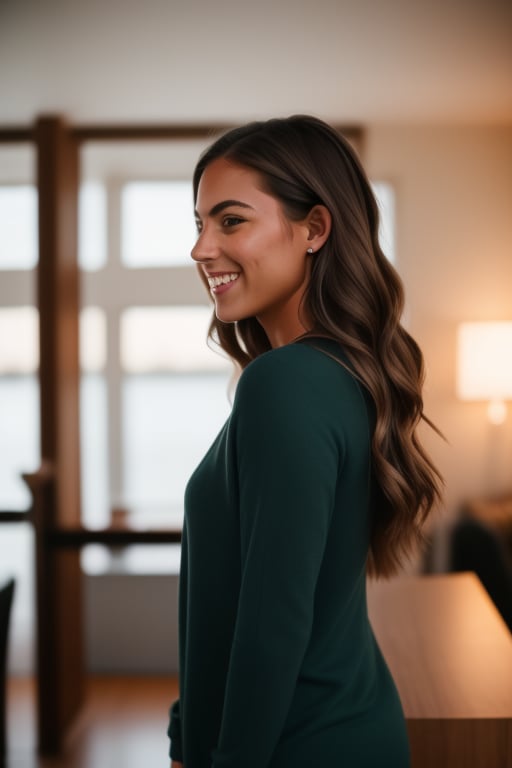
[122,373,231,524]
[121,181,196,268]
[0,186,37,270]
[79,181,107,271]
[1,523,35,673]
[0,307,39,374]
[80,307,107,372]
[372,181,396,264]
[0,375,40,509]
[121,306,228,372]
[81,544,113,575]
[80,374,110,528]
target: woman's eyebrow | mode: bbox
[195,199,254,219]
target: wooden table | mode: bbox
[368,572,512,768]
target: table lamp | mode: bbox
[456,322,512,425]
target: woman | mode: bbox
[168,116,442,767]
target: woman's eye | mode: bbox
[195,220,203,234]
[222,215,244,228]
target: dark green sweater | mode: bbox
[168,340,410,767]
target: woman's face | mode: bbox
[192,157,314,348]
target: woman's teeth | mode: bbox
[208,273,239,288]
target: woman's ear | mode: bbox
[306,205,332,253]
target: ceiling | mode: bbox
[0,0,511,125]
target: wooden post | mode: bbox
[27,115,84,754]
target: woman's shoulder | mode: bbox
[235,338,363,406]
[243,338,356,377]
[231,339,373,444]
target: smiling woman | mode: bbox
[167,116,442,768]
[192,158,331,347]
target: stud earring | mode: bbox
[307,247,314,254]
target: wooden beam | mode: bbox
[0,122,363,146]
[0,511,30,522]
[71,123,233,142]
[0,127,34,143]
[30,116,84,755]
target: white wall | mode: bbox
[1,0,511,124]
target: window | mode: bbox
[0,307,40,508]
[121,182,197,268]
[0,151,39,672]
[78,149,233,561]
[1,142,397,584]
[120,306,228,372]
[0,185,37,270]
[80,308,109,529]
[79,182,107,271]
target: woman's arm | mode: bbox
[211,349,345,767]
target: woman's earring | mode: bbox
[307,247,314,254]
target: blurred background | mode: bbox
[0,0,511,763]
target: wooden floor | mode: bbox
[6,675,179,768]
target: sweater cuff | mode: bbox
[167,699,183,761]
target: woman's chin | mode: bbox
[214,304,250,325]
[214,307,239,324]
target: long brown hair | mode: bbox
[193,115,442,578]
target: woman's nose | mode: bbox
[191,227,219,263]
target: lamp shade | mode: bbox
[457,322,512,400]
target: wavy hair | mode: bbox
[193,115,442,578]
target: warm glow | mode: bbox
[457,322,512,402]
[487,399,507,425]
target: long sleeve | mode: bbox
[211,350,345,767]
[172,341,408,767]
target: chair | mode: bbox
[0,578,15,762]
